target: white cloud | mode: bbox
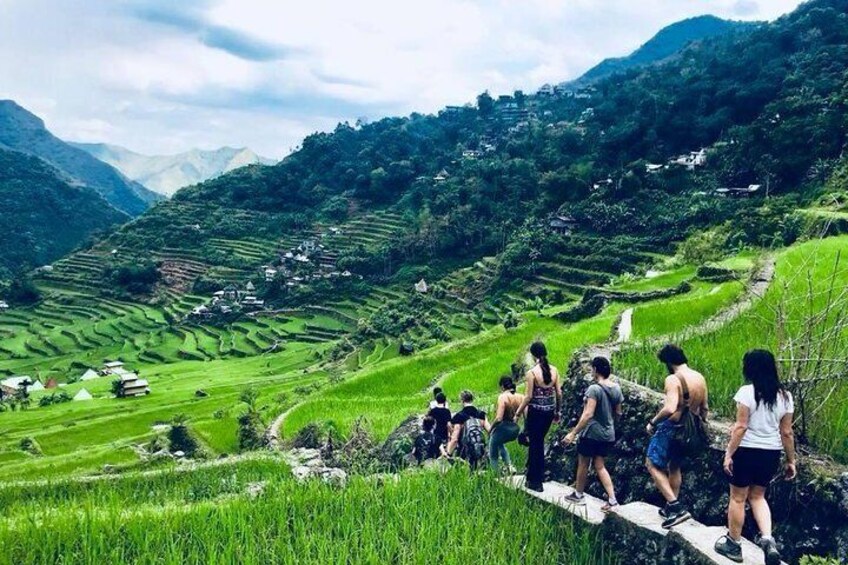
[0,0,805,159]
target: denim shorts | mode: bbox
[647,420,682,468]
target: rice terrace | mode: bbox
[1,1,848,564]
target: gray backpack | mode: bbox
[460,417,486,464]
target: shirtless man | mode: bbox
[645,344,709,529]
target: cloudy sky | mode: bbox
[0,0,804,158]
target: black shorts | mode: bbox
[577,437,614,458]
[730,447,781,488]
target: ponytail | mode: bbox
[530,341,552,385]
[540,356,552,385]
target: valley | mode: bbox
[1,1,847,563]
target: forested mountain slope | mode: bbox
[0,148,127,278]
[570,15,758,87]
[130,0,846,257]
[0,101,161,216]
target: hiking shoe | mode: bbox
[759,536,781,565]
[658,505,669,519]
[564,492,586,505]
[714,535,743,563]
[525,482,544,493]
[661,505,691,529]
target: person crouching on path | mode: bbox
[561,356,623,511]
[714,350,796,565]
[515,341,562,492]
[443,390,489,468]
[488,376,524,474]
[645,344,709,529]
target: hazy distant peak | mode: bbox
[72,143,277,197]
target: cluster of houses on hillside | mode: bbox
[0,360,148,403]
[191,237,357,320]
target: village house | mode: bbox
[645,163,665,174]
[241,296,265,308]
[74,388,93,401]
[117,373,150,397]
[414,279,429,294]
[1,376,44,396]
[462,149,482,160]
[669,149,708,170]
[36,265,54,273]
[433,169,450,183]
[245,281,256,292]
[537,83,555,97]
[549,214,580,235]
[593,178,614,191]
[101,361,126,376]
[222,285,242,302]
[264,267,278,281]
[716,184,762,198]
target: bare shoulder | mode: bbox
[663,374,678,388]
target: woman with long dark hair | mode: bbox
[488,375,524,474]
[515,341,562,492]
[714,350,796,565]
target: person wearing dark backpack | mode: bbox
[443,390,489,468]
[645,344,709,529]
[714,350,796,565]
[412,416,440,465]
[561,356,623,511]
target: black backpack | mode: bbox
[671,375,710,457]
[460,417,486,464]
[415,433,437,464]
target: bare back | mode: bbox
[665,366,708,421]
[498,391,525,422]
[529,364,559,389]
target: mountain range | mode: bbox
[0,100,160,216]
[72,144,276,197]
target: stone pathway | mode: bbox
[505,476,785,565]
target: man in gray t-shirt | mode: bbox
[561,357,624,510]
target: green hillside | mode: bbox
[0,148,127,278]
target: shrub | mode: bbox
[19,437,42,456]
[167,414,204,458]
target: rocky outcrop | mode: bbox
[282,448,348,486]
[545,354,848,564]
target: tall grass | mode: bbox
[0,466,616,565]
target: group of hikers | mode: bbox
[411,341,796,565]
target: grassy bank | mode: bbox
[0,462,615,565]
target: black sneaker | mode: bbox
[759,536,781,565]
[661,505,691,529]
[714,535,743,563]
[658,505,669,519]
[564,491,586,505]
[525,482,544,493]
